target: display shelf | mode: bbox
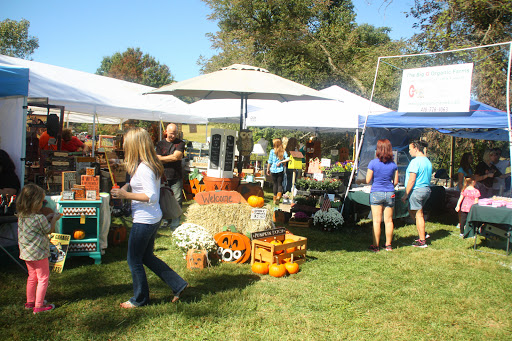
[56,199,102,264]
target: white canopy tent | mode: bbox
[0,54,206,123]
[247,85,389,132]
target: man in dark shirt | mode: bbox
[156,123,185,228]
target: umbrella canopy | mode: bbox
[147,64,334,129]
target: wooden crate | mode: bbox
[251,233,307,265]
[288,218,312,228]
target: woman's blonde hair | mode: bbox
[16,184,45,217]
[273,138,285,160]
[123,127,164,178]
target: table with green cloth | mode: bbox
[463,204,512,254]
[343,186,445,220]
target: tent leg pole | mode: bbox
[449,136,455,188]
[506,42,512,194]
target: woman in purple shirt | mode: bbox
[365,139,398,252]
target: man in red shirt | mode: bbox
[61,129,89,152]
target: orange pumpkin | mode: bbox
[269,238,283,254]
[247,195,264,208]
[283,238,296,253]
[269,257,287,277]
[285,261,299,275]
[214,231,251,263]
[73,229,86,240]
[252,262,269,275]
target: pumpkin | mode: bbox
[73,229,86,240]
[285,261,299,275]
[247,195,264,208]
[269,257,287,277]
[269,238,283,254]
[214,231,252,263]
[252,262,269,275]
[283,238,296,253]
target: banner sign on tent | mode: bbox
[398,63,473,113]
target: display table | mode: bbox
[45,193,110,253]
[463,205,512,255]
[56,198,102,264]
[343,185,445,221]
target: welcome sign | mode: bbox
[398,63,473,113]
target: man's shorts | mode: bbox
[409,187,431,211]
[370,191,395,208]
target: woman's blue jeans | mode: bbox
[127,221,188,306]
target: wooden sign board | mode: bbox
[194,191,247,205]
[61,171,77,192]
[251,227,287,241]
[81,175,100,200]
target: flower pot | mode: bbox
[203,176,240,192]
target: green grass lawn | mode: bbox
[1,193,511,340]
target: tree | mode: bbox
[200,0,403,102]
[96,47,174,88]
[407,0,512,109]
[0,19,39,59]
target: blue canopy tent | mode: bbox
[355,99,511,187]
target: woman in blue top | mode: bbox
[365,139,398,252]
[401,140,432,248]
[266,138,289,204]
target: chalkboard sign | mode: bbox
[251,227,287,240]
[224,135,235,171]
[210,134,221,169]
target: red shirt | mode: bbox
[61,136,84,152]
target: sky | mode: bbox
[1,0,419,83]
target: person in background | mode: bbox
[364,139,398,252]
[475,149,500,198]
[491,148,511,194]
[455,177,480,237]
[457,153,474,191]
[156,123,185,229]
[111,127,188,308]
[266,138,289,205]
[281,137,289,194]
[284,137,299,194]
[39,129,57,151]
[61,128,89,153]
[402,140,432,248]
[17,184,62,314]
[0,149,21,195]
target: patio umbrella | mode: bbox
[147,64,335,130]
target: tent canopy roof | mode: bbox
[0,54,206,123]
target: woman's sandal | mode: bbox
[172,285,189,303]
[120,301,137,309]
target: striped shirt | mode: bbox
[18,214,51,261]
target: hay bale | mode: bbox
[185,203,272,236]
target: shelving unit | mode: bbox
[56,198,102,264]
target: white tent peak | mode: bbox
[221,64,269,73]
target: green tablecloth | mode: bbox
[463,205,512,238]
[344,186,445,220]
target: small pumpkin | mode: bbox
[269,238,283,254]
[247,195,264,208]
[269,257,287,278]
[252,262,269,275]
[284,254,300,274]
[283,238,296,253]
[73,229,86,240]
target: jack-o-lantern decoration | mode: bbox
[247,195,264,208]
[73,229,86,240]
[214,231,251,263]
[187,249,207,269]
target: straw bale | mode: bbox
[185,203,272,236]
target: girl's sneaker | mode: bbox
[368,245,380,252]
[384,245,393,251]
[412,240,428,248]
[33,304,55,314]
[25,300,47,309]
